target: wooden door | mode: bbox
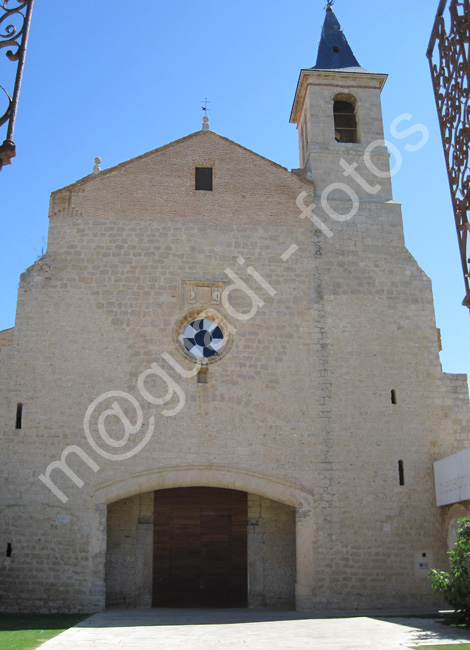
[152,487,247,607]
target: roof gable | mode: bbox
[52,130,311,194]
[49,130,313,230]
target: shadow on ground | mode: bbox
[0,614,89,631]
[72,608,465,630]
[372,614,470,645]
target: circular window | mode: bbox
[183,318,225,359]
[175,309,232,364]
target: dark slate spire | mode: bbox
[312,6,365,71]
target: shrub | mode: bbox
[429,517,470,625]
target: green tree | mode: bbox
[429,517,470,625]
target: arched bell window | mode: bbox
[333,96,358,143]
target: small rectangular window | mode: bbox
[197,367,208,384]
[398,460,405,486]
[195,167,213,191]
[15,403,23,430]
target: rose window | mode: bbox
[182,318,225,359]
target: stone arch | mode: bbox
[332,91,358,106]
[93,466,315,611]
[92,465,314,509]
[446,502,470,550]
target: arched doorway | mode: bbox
[99,467,313,610]
[105,490,298,609]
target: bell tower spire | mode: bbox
[290,7,389,199]
[314,4,362,71]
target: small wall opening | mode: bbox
[6,543,12,557]
[195,167,213,191]
[197,367,208,384]
[333,96,358,143]
[15,403,23,430]
[391,389,397,405]
[398,460,405,486]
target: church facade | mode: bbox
[1,8,469,613]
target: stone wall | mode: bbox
[0,328,14,353]
[106,493,154,608]
[248,494,296,609]
[0,129,468,613]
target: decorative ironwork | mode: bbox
[427,0,470,308]
[0,0,34,170]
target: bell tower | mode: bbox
[290,6,391,201]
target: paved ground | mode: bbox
[38,609,470,650]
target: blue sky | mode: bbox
[1,0,468,375]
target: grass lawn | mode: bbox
[413,646,470,649]
[0,614,89,650]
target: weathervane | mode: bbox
[325,0,335,8]
[201,97,211,114]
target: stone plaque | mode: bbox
[196,286,212,305]
[180,280,226,308]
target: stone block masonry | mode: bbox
[0,125,468,612]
